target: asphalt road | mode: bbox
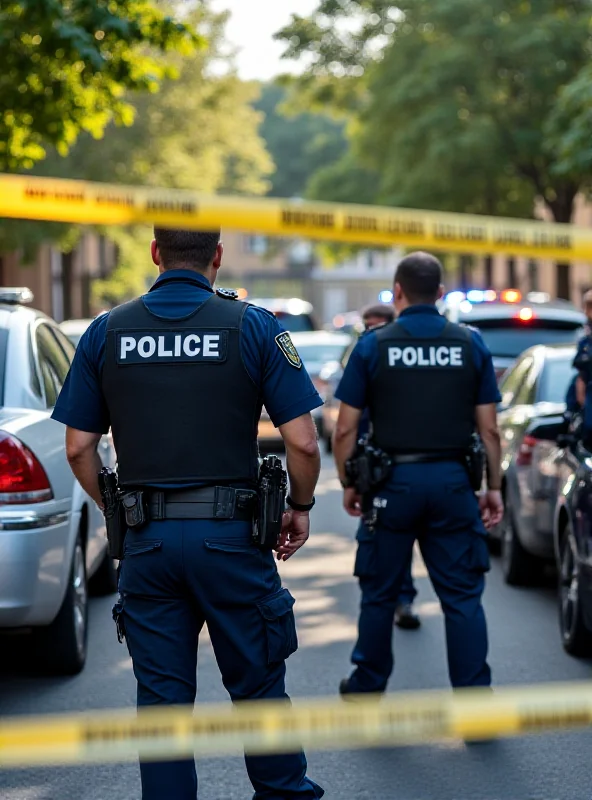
[2,454,592,800]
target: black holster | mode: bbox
[254,455,287,550]
[98,468,126,560]
[345,438,392,531]
[465,433,485,492]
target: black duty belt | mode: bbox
[145,486,257,521]
[390,452,465,465]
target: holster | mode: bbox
[465,433,485,492]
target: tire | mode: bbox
[558,522,592,657]
[500,498,542,586]
[89,547,118,597]
[35,533,88,675]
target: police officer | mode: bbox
[572,289,592,415]
[360,304,420,630]
[333,252,503,696]
[52,228,324,800]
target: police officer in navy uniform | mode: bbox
[333,252,504,696]
[52,228,325,800]
[360,304,420,630]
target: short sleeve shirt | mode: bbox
[336,304,501,410]
[52,270,322,434]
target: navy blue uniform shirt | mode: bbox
[336,305,501,409]
[52,270,322,433]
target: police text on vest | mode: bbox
[388,346,464,367]
[115,330,228,365]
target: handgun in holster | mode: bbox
[98,467,126,560]
[254,455,287,550]
[345,437,391,532]
[465,432,485,492]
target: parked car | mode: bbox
[291,331,352,435]
[443,290,585,378]
[549,421,592,657]
[0,288,117,674]
[495,344,576,585]
[60,317,96,347]
[248,298,317,332]
[319,337,358,452]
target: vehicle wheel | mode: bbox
[500,499,541,586]
[35,533,88,675]
[487,531,502,556]
[89,548,118,597]
[558,522,592,657]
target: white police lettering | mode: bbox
[138,336,156,358]
[116,331,226,364]
[388,345,464,368]
[183,334,200,357]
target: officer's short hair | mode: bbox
[395,252,443,304]
[154,227,221,271]
[362,304,395,323]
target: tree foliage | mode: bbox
[0,0,200,170]
[278,1,592,295]
[255,82,347,199]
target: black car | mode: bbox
[444,294,585,378]
[548,420,592,657]
[495,344,576,585]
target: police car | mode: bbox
[248,298,317,333]
[441,290,586,377]
[0,289,117,675]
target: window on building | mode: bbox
[243,235,268,256]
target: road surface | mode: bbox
[2,455,592,799]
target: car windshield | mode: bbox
[273,312,314,332]
[296,344,348,365]
[467,319,583,357]
[539,358,578,404]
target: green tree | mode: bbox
[0,0,200,171]
[255,82,347,198]
[278,1,592,297]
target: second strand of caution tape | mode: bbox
[1,681,592,767]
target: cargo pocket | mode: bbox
[470,532,491,574]
[353,525,378,579]
[123,540,162,557]
[257,588,298,664]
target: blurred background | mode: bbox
[3,0,592,326]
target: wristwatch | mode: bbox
[286,496,316,512]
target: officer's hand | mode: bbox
[479,490,504,529]
[276,510,310,561]
[343,487,362,517]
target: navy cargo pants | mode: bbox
[347,461,491,693]
[119,519,324,800]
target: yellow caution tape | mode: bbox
[1,174,591,261]
[1,681,591,767]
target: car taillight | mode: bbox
[516,434,538,467]
[0,432,53,504]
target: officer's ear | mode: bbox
[437,284,444,301]
[212,242,224,272]
[151,240,162,269]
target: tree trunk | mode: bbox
[544,185,577,301]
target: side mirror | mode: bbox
[527,416,569,442]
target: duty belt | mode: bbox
[390,451,465,465]
[145,486,257,521]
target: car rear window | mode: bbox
[273,312,315,333]
[468,319,583,358]
[297,344,349,364]
[539,358,577,404]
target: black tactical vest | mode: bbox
[369,320,478,454]
[101,293,261,487]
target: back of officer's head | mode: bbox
[394,252,444,310]
[152,228,222,273]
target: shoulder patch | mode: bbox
[216,288,238,300]
[275,331,302,369]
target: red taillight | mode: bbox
[0,432,53,504]
[516,434,538,467]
